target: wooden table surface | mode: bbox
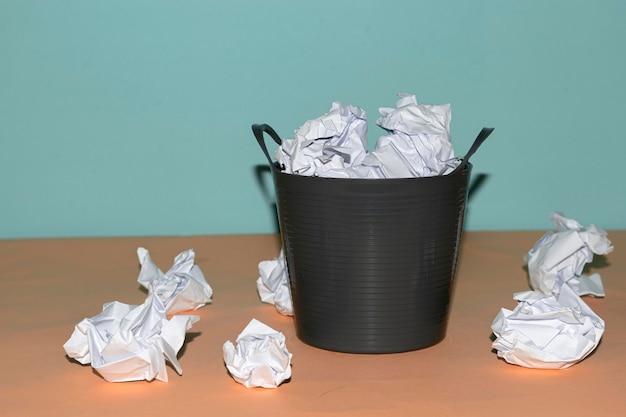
[1,231,624,417]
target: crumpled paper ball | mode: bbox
[276,101,369,177]
[63,294,199,382]
[491,285,605,369]
[363,93,458,177]
[223,319,293,388]
[256,249,293,316]
[524,212,613,296]
[274,94,460,179]
[137,247,213,315]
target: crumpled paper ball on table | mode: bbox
[524,212,613,296]
[491,284,605,370]
[275,94,460,179]
[256,249,293,316]
[63,294,199,382]
[137,247,213,315]
[223,319,293,388]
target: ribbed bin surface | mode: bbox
[274,168,471,353]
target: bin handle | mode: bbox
[252,124,283,171]
[450,127,495,175]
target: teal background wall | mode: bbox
[1,0,625,239]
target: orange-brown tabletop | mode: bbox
[1,232,624,417]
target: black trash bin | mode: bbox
[253,123,482,354]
